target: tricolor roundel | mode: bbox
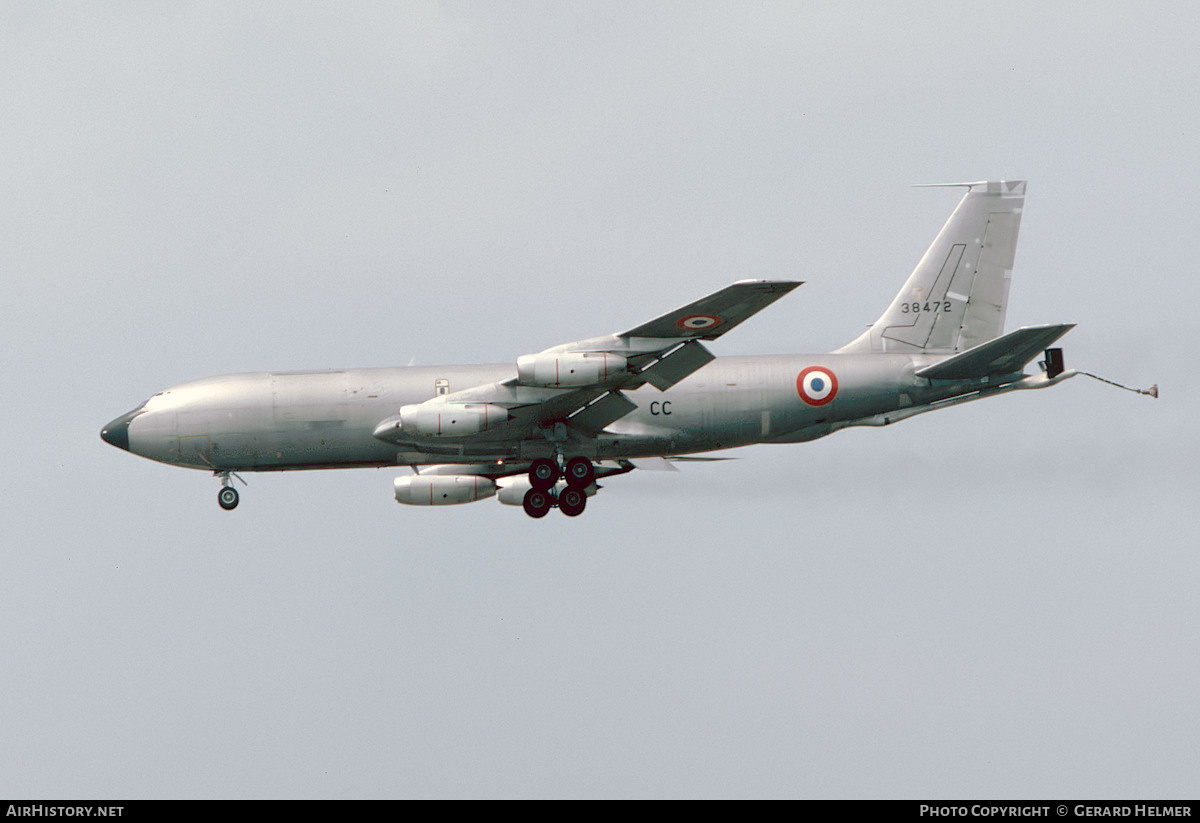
[676,314,722,331]
[797,366,839,406]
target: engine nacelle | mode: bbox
[398,402,509,437]
[516,352,627,388]
[394,474,498,506]
[496,475,535,506]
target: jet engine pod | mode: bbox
[516,352,627,387]
[398,402,510,437]
[394,474,498,505]
[496,475,535,506]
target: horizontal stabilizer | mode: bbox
[916,323,1075,380]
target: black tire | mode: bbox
[558,487,586,517]
[217,486,239,511]
[564,456,595,489]
[528,458,560,491]
[522,488,553,519]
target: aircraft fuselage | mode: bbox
[100,181,1079,516]
[104,353,1013,473]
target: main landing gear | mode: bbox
[522,457,593,518]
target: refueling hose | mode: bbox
[1077,371,1159,398]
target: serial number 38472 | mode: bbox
[900,301,953,314]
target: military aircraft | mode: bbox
[101,179,1079,518]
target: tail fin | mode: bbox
[838,180,1026,354]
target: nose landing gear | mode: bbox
[215,471,245,511]
[218,486,240,510]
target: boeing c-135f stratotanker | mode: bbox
[102,180,1081,518]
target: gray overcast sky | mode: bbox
[2,1,1196,799]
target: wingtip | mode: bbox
[731,278,804,291]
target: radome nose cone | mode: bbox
[100,411,136,451]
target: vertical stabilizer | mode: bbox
[837,180,1026,354]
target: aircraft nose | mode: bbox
[100,410,139,451]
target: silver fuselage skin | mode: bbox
[107,353,1018,474]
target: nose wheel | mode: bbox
[215,471,245,511]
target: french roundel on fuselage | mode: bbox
[797,366,838,406]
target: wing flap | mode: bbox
[567,390,639,432]
[637,340,716,390]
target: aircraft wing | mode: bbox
[617,279,803,340]
[373,280,801,448]
[540,278,802,392]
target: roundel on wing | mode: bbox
[797,366,839,406]
[677,314,722,331]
